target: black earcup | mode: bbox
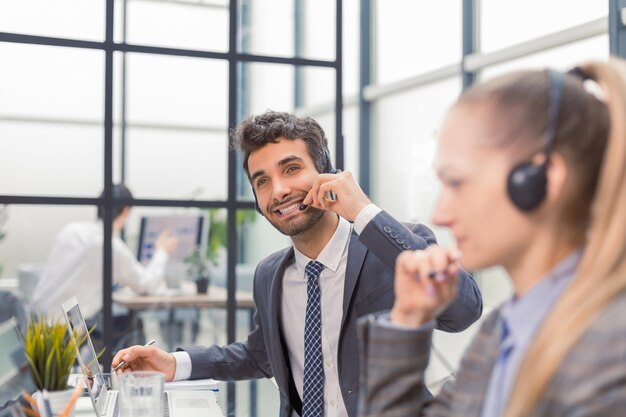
[507,162,548,211]
[252,187,263,215]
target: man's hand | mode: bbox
[112,345,177,381]
[390,246,460,327]
[302,171,371,222]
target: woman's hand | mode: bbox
[390,246,461,327]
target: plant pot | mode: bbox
[195,277,209,294]
[34,388,76,417]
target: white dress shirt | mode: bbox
[32,220,169,320]
[282,216,351,417]
[173,205,382,417]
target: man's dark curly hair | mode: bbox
[231,111,331,180]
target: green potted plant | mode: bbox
[185,208,257,293]
[24,316,84,417]
[186,247,211,294]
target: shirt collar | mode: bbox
[293,216,352,276]
[500,249,583,347]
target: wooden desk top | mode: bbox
[113,285,255,310]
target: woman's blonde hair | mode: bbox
[460,59,626,416]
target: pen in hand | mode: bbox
[299,191,338,211]
[426,250,461,281]
[112,339,156,372]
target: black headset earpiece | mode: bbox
[252,187,262,215]
[506,69,565,212]
[323,146,340,174]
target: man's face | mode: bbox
[248,137,325,236]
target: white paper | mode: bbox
[164,378,219,391]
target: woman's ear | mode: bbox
[545,152,568,204]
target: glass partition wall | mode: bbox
[0,1,342,415]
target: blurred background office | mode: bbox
[0,0,617,416]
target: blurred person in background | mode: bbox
[32,184,178,344]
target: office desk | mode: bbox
[113,286,255,310]
[73,391,225,417]
[113,286,258,417]
[113,285,256,351]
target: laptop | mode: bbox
[61,297,223,417]
[0,318,34,417]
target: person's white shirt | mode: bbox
[32,220,169,320]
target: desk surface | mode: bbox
[74,391,225,417]
[113,285,255,310]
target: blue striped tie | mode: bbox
[302,260,324,417]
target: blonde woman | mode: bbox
[358,60,626,417]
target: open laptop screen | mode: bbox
[0,318,35,409]
[62,297,109,417]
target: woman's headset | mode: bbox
[506,69,565,211]
[252,146,339,215]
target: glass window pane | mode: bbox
[0,123,103,196]
[0,43,104,120]
[238,0,336,60]
[245,62,295,114]
[342,105,359,179]
[117,0,229,52]
[120,128,228,200]
[375,1,462,84]
[0,0,105,41]
[124,53,228,127]
[239,0,294,57]
[480,35,609,80]
[343,0,360,96]
[0,205,97,284]
[481,0,607,53]
[302,0,336,61]
[372,77,461,227]
[302,66,336,109]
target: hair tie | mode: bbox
[567,66,590,81]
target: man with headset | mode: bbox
[113,111,483,417]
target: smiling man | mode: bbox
[112,111,483,417]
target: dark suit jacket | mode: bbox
[358,292,626,417]
[181,211,483,417]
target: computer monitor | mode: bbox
[0,318,36,410]
[136,214,205,264]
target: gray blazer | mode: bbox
[358,291,626,417]
[181,211,483,417]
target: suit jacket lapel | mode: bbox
[341,232,368,330]
[268,248,295,399]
